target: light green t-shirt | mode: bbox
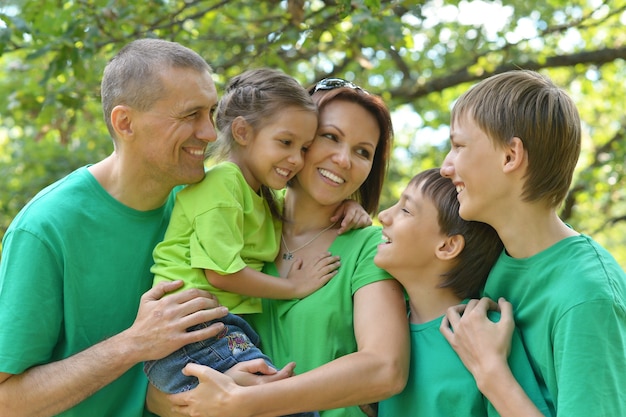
[248,226,392,417]
[0,167,169,417]
[483,234,626,416]
[151,161,282,314]
[379,309,553,417]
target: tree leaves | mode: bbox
[1,0,625,266]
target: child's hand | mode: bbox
[331,199,372,234]
[284,252,340,298]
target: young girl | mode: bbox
[144,69,339,416]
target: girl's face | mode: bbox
[236,106,317,192]
[295,100,379,206]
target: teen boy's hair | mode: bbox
[451,70,581,208]
[411,168,503,298]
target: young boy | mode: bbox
[440,70,626,416]
[376,168,552,417]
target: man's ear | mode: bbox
[503,136,527,173]
[110,105,134,140]
[435,234,465,261]
[232,116,252,146]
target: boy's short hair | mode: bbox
[451,70,581,208]
[410,168,503,298]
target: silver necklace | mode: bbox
[281,222,336,261]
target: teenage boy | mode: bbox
[440,69,626,416]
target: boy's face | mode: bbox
[375,182,447,283]
[440,115,508,224]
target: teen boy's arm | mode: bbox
[443,294,626,416]
[441,298,549,417]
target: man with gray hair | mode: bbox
[0,38,227,417]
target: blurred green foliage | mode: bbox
[1,0,625,268]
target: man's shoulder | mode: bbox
[10,167,92,222]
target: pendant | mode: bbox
[283,252,293,261]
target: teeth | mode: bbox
[456,185,464,193]
[319,168,345,184]
[276,167,290,178]
[381,234,391,244]
[188,148,205,156]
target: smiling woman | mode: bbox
[147,79,410,417]
[247,88,406,417]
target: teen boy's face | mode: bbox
[440,115,508,224]
[375,182,446,281]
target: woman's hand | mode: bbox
[146,360,297,417]
[225,359,296,386]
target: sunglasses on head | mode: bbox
[308,78,369,95]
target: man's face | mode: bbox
[130,67,218,188]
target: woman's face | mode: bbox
[295,99,380,206]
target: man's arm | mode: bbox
[0,281,228,417]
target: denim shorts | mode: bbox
[144,314,320,416]
[144,313,273,393]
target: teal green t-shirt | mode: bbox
[248,226,392,417]
[483,235,626,416]
[379,310,553,417]
[0,167,171,417]
[152,161,282,314]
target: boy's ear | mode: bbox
[110,105,134,140]
[502,136,527,173]
[232,116,252,146]
[436,234,465,261]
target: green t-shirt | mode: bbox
[151,161,282,314]
[0,166,171,417]
[379,309,553,417]
[483,235,626,416]
[248,226,392,417]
